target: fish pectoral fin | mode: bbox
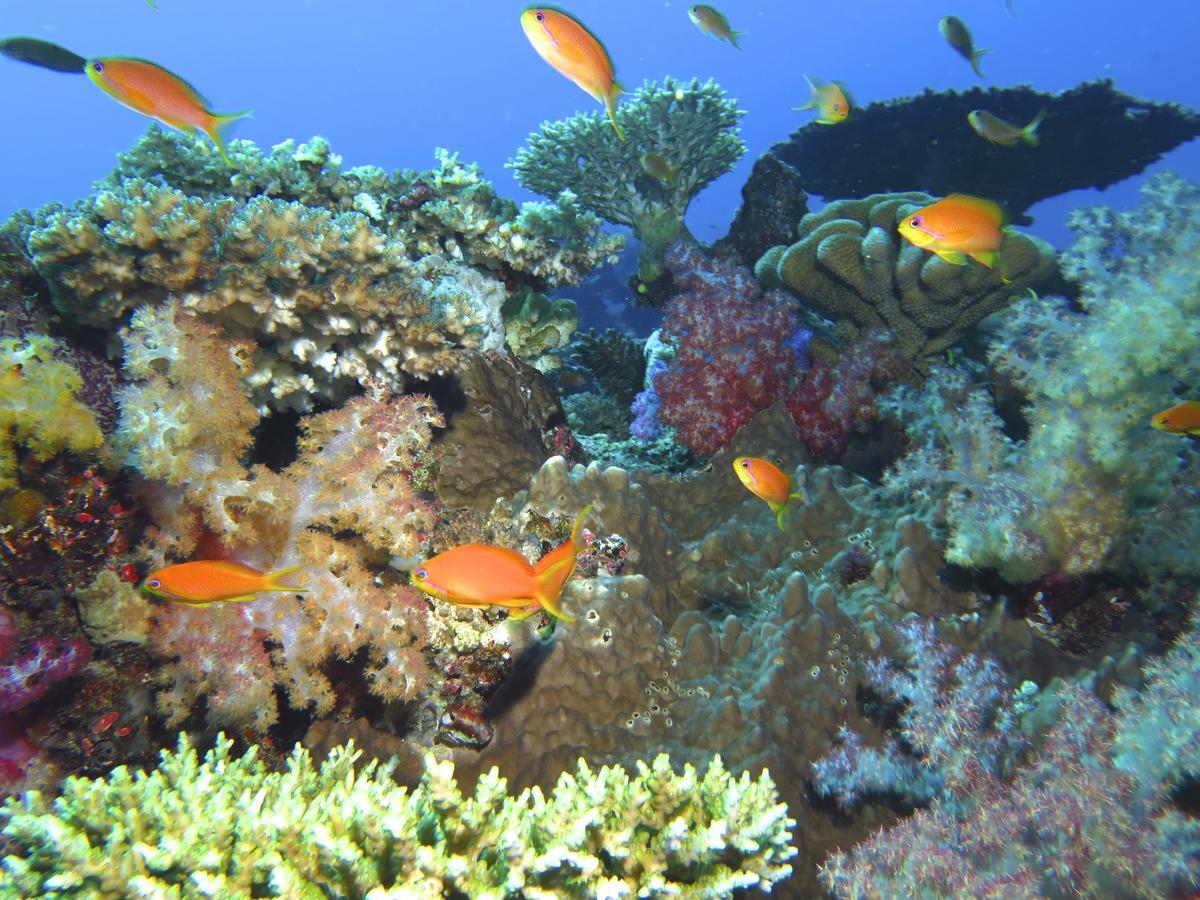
[933,249,968,265]
[970,250,1000,269]
[508,605,542,621]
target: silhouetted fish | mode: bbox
[0,36,86,73]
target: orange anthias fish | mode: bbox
[520,8,624,140]
[733,457,808,530]
[85,57,250,162]
[141,561,306,607]
[1151,401,1200,436]
[897,194,1005,268]
[410,504,593,622]
[793,75,849,125]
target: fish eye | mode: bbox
[91,61,104,73]
[414,568,427,581]
[910,216,923,228]
[740,459,751,468]
[535,10,544,21]
[147,578,160,589]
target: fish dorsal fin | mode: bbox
[942,193,1004,226]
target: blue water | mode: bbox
[3,0,1199,250]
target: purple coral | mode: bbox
[629,359,668,443]
[0,606,91,715]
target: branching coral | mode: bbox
[884,173,1200,582]
[113,303,440,729]
[756,191,1059,363]
[0,733,797,897]
[510,76,745,283]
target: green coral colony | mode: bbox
[0,30,1198,900]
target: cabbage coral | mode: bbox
[510,77,745,285]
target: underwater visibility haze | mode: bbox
[0,0,1199,896]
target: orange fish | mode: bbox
[520,8,624,140]
[733,457,808,530]
[141,561,305,607]
[411,504,593,622]
[793,75,850,125]
[85,57,250,162]
[896,194,1005,268]
[1151,401,1200,436]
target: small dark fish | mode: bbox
[0,36,87,74]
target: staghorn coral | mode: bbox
[756,191,1058,363]
[510,76,745,284]
[0,732,796,897]
[112,303,439,729]
[884,173,1200,582]
[0,335,104,491]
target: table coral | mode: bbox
[0,733,796,897]
[756,191,1059,364]
[510,76,745,285]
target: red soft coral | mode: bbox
[786,329,909,459]
[655,242,803,456]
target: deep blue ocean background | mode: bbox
[3,0,1199,256]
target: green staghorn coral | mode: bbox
[0,335,103,491]
[0,733,796,898]
[510,77,745,285]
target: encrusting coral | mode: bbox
[884,173,1200,583]
[0,733,797,897]
[19,132,621,413]
[756,191,1059,363]
[510,76,745,285]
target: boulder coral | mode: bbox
[756,191,1059,363]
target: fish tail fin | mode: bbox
[534,557,577,622]
[605,83,625,141]
[1022,107,1046,146]
[263,564,307,593]
[970,249,1001,270]
[729,30,746,50]
[207,108,252,163]
[970,48,990,78]
[570,502,595,549]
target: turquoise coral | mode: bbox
[0,733,797,897]
[510,77,745,283]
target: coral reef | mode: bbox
[815,615,1200,897]
[884,173,1200,582]
[510,77,745,284]
[713,152,810,269]
[756,191,1059,364]
[0,606,90,717]
[19,133,620,413]
[770,80,1200,219]
[0,733,796,897]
